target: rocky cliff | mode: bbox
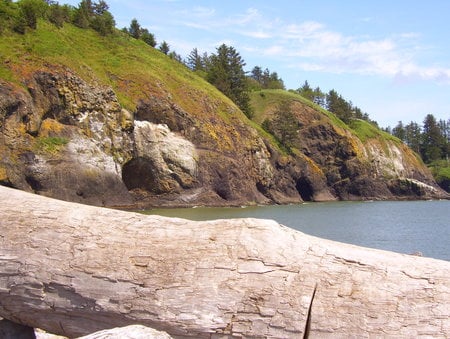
[0,24,447,207]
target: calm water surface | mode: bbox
[144,200,450,261]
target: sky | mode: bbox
[62,0,450,128]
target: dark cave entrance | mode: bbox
[122,157,156,191]
[296,177,314,202]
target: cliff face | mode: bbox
[0,69,446,208]
[251,91,448,201]
[0,25,447,207]
[0,69,332,207]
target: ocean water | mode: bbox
[143,200,450,261]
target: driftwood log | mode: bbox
[0,186,449,338]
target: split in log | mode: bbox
[0,186,449,338]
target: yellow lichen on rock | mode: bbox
[38,119,64,136]
[0,166,7,182]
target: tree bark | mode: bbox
[0,186,449,338]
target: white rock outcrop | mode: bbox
[133,120,198,177]
[0,186,449,338]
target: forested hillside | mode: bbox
[0,0,448,206]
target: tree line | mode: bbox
[386,115,449,191]
[295,81,374,125]
[0,0,115,35]
[387,115,449,163]
[184,46,285,118]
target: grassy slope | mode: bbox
[0,22,407,159]
[0,21,240,122]
[250,89,403,147]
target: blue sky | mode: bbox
[63,0,450,127]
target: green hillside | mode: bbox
[0,20,241,121]
[0,17,406,153]
[250,89,401,147]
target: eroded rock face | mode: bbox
[0,73,134,206]
[123,121,198,194]
[286,104,447,200]
[1,70,316,207]
[0,67,447,207]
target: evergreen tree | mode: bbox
[206,44,252,117]
[0,0,17,34]
[392,121,406,142]
[297,80,314,101]
[312,86,326,107]
[90,4,114,35]
[17,0,47,30]
[261,68,270,88]
[159,40,169,55]
[421,114,444,163]
[73,0,92,28]
[438,119,450,160]
[262,101,298,150]
[187,48,204,71]
[169,50,183,63]
[404,121,422,154]
[267,71,285,89]
[326,89,353,124]
[128,18,141,39]
[249,66,284,90]
[48,3,70,28]
[250,66,263,84]
[140,28,156,47]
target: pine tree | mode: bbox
[421,114,444,163]
[90,3,115,35]
[272,101,299,149]
[297,81,314,101]
[206,44,252,117]
[128,18,141,39]
[404,121,422,154]
[250,66,263,84]
[140,28,156,47]
[187,48,204,71]
[392,121,406,142]
[73,0,92,28]
[159,41,169,55]
[17,0,48,30]
[312,87,326,107]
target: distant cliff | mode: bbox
[0,23,447,207]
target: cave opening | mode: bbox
[122,157,156,191]
[296,177,314,202]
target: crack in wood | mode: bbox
[303,283,317,339]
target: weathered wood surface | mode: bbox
[0,186,449,338]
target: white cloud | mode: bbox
[234,8,261,25]
[251,20,450,83]
[159,4,450,83]
[241,31,272,39]
[192,6,216,18]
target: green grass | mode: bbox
[429,160,450,192]
[0,21,236,116]
[349,119,399,143]
[34,136,68,154]
[1,21,403,159]
[250,89,403,145]
[250,89,349,130]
